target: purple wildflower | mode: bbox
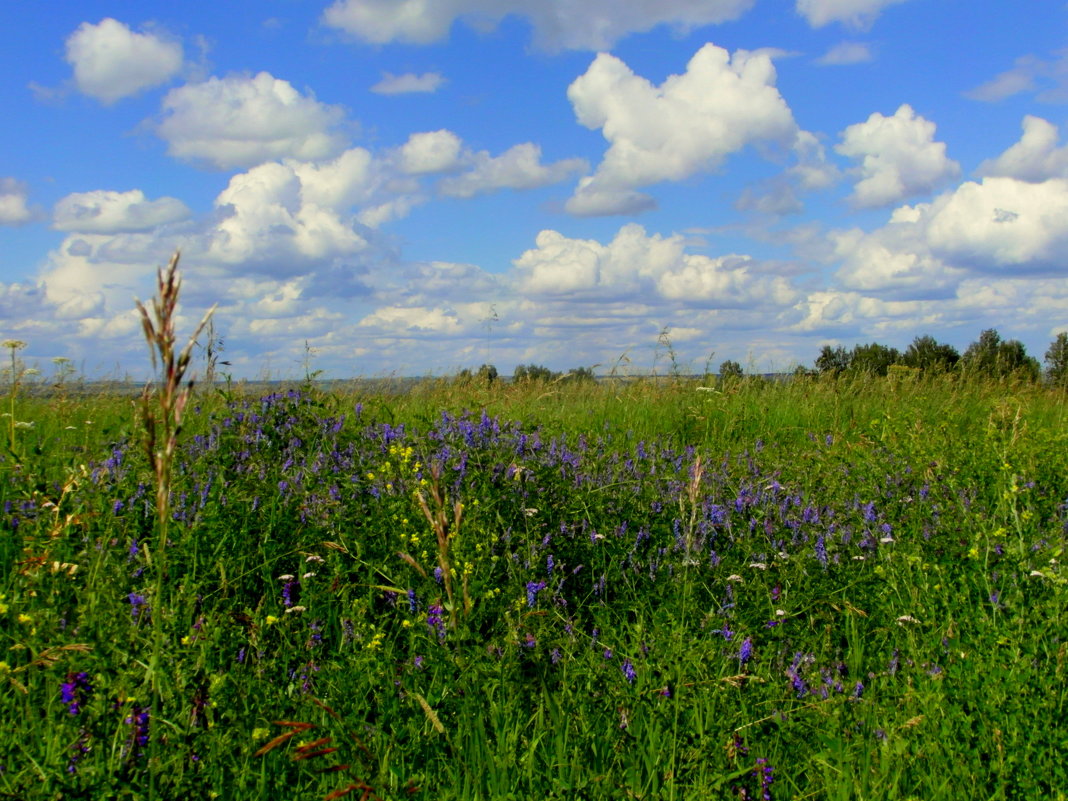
[853,681,864,699]
[61,672,92,716]
[66,729,90,775]
[814,535,828,567]
[739,637,753,665]
[756,757,774,801]
[427,604,446,642]
[127,592,148,624]
[526,580,547,608]
[123,705,150,762]
[281,579,299,608]
[408,589,417,613]
[622,658,636,685]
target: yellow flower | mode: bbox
[402,619,412,628]
[266,615,280,626]
[252,727,270,741]
[0,594,8,615]
[0,661,9,674]
[17,614,32,625]
[181,635,192,646]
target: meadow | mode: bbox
[1,352,1067,799]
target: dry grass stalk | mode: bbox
[135,250,216,567]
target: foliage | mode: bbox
[900,335,960,373]
[960,328,1040,381]
[512,363,558,383]
[718,359,744,381]
[1045,332,1068,387]
[847,342,900,376]
[815,345,850,376]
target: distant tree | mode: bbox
[513,364,558,383]
[960,329,1040,381]
[901,335,959,372]
[561,366,596,383]
[815,345,850,376]
[848,343,901,377]
[718,359,744,379]
[477,363,499,384]
[1045,332,1068,387]
[792,364,817,380]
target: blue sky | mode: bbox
[2,1,1067,379]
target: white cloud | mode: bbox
[206,160,368,268]
[835,104,959,207]
[65,18,183,104]
[0,178,33,225]
[978,116,1068,182]
[815,41,873,65]
[966,51,1068,104]
[796,0,912,30]
[513,223,798,309]
[827,174,1068,304]
[156,72,348,169]
[565,44,799,216]
[53,189,190,233]
[399,130,464,175]
[925,177,1068,272]
[439,143,587,198]
[323,0,755,51]
[371,72,446,95]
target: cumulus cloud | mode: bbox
[835,104,960,207]
[925,177,1068,272]
[977,116,1068,181]
[371,72,446,95]
[796,0,912,29]
[815,41,873,65]
[827,173,1068,309]
[398,130,464,175]
[439,143,587,198]
[65,18,183,104]
[0,178,33,225]
[565,44,799,216]
[53,189,190,233]
[322,0,755,51]
[156,72,348,169]
[206,160,369,269]
[513,223,798,308]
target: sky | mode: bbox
[1,1,1067,380]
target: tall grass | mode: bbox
[0,343,1066,798]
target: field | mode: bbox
[1,368,1066,800]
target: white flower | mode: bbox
[304,554,324,563]
[895,615,920,625]
[284,605,306,614]
[302,571,316,579]
[748,562,768,570]
[278,574,295,581]
[726,574,744,583]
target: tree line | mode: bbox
[801,329,1068,385]
[454,329,1068,387]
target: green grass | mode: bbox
[0,375,1066,800]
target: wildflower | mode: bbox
[427,604,446,642]
[526,580,547,608]
[265,615,279,626]
[739,637,753,665]
[123,705,151,762]
[621,658,636,685]
[128,593,148,624]
[522,633,536,648]
[756,757,774,801]
[853,681,865,699]
[61,672,93,716]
